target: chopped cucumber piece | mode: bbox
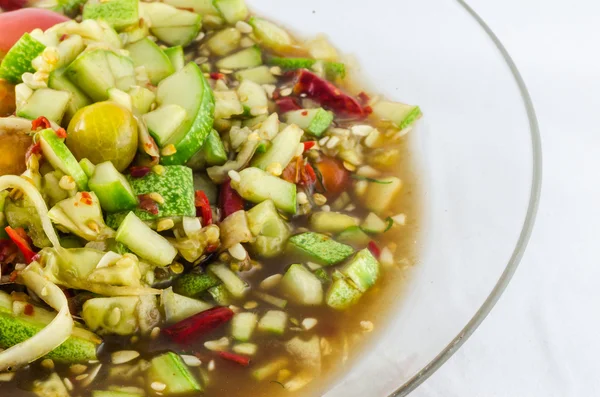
[326,278,362,310]
[231,312,257,342]
[88,161,138,212]
[252,124,303,170]
[208,284,231,306]
[337,226,370,247]
[140,2,203,47]
[48,68,92,124]
[163,46,185,71]
[82,296,140,335]
[234,66,276,85]
[231,167,297,214]
[161,287,213,324]
[253,291,287,309]
[148,352,202,394]
[248,17,294,52]
[106,51,137,91]
[364,176,402,215]
[280,264,323,306]
[152,25,202,47]
[83,0,139,30]
[38,128,88,191]
[206,28,241,56]
[288,232,354,266]
[161,0,219,15]
[157,62,214,165]
[137,294,160,335]
[257,310,287,335]
[252,357,288,381]
[126,38,175,85]
[174,272,221,297]
[116,212,177,266]
[341,248,380,292]
[237,80,267,114]
[361,212,388,233]
[93,391,143,397]
[269,57,346,80]
[372,100,422,130]
[107,87,133,111]
[0,33,45,84]
[284,108,333,137]
[309,211,359,234]
[17,88,71,124]
[143,104,187,147]
[128,86,156,114]
[215,46,262,70]
[246,199,291,258]
[207,263,249,298]
[214,0,248,24]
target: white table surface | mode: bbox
[414,0,600,396]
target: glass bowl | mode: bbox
[250,0,542,396]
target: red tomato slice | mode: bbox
[0,9,70,52]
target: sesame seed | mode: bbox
[243,301,258,310]
[259,274,282,290]
[40,286,48,297]
[156,218,175,232]
[108,307,122,326]
[326,136,340,149]
[235,20,253,33]
[181,355,202,367]
[86,220,100,233]
[59,175,76,191]
[279,87,293,97]
[269,66,283,76]
[151,382,167,391]
[70,364,87,374]
[75,374,88,381]
[111,350,140,365]
[194,56,209,65]
[150,327,161,339]
[208,360,215,371]
[321,205,331,212]
[228,170,241,183]
[343,161,356,171]
[161,144,177,156]
[228,243,247,261]
[63,378,74,391]
[360,320,374,332]
[302,318,318,330]
[318,136,329,146]
[312,193,327,206]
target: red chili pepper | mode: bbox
[163,306,234,344]
[55,127,67,138]
[218,351,251,367]
[195,190,213,225]
[129,166,152,178]
[5,226,37,264]
[275,97,302,113]
[303,141,316,152]
[138,194,159,215]
[31,116,51,130]
[25,141,42,161]
[219,180,244,220]
[79,191,93,206]
[209,72,226,80]
[59,33,69,42]
[357,91,370,105]
[300,163,317,186]
[368,241,381,258]
[293,69,366,117]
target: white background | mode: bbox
[415,0,600,396]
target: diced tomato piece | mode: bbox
[293,69,366,117]
[5,226,37,264]
[218,351,251,367]
[275,97,302,113]
[129,166,152,178]
[195,190,213,225]
[31,116,51,130]
[55,127,67,138]
[219,180,244,220]
[163,306,234,344]
[0,9,70,52]
[312,155,350,199]
[368,241,381,258]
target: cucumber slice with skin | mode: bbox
[126,38,175,85]
[161,287,213,324]
[82,296,140,335]
[207,263,249,298]
[361,212,388,233]
[337,225,371,247]
[237,80,268,114]
[152,25,202,47]
[284,108,333,137]
[288,232,354,266]
[214,0,249,24]
[140,2,203,47]
[213,90,244,119]
[88,161,138,212]
[48,68,92,125]
[269,57,346,80]
[157,62,215,165]
[279,264,323,306]
[161,0,219,15]
[310,211,359,234]
[0,33,45,84]
[341,248,380,292]
[231,312,258,342]
[257,310,287,335]
[252,358,289,381]
[173,272,221,297]
[231,167,297,214]
[82,0,139,31]
[186,129,228,169]
[163,46,185,71]
[208,283,231,306]
[246,199,291,258]
[251,124,304,170]
[38,128,88,191]
[148,353,202,394]
[372,101,422,130]
[215,46,262,70]
[143,104,187,147]
[128,86,156,114]
[234,66,277,84]
[107,88,133,111]
[16,88,72,124]
[116,212,177,266]
[106,51,136,92]
[326,278,362,310]
[248,17,294,52]
[206,28,241,56]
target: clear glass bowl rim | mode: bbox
[390,1,543,395]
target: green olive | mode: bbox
[67,102,138,172]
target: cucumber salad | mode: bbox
[0,0,421,396]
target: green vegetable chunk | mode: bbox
[341,248,380,292]
[83,0,139,30]
[0,33,45,84]
[173,272,221,298]
[88,161,138,212]
[231,167,297,214]
[148,352,203,394]
[280,264,323,306]
[288,232,354,266]
[38,128,88,191]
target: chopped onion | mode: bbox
[0,270,73,371]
